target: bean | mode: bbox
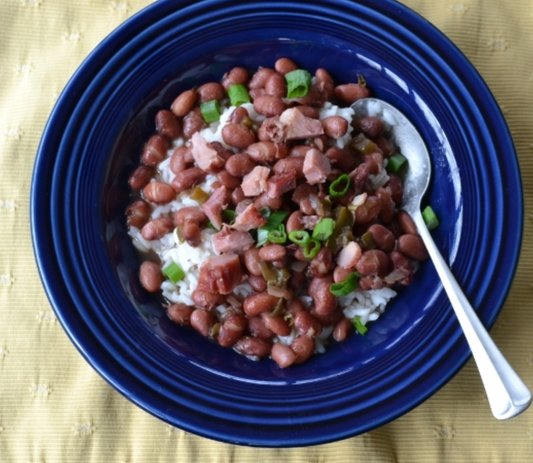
[354,195,381,224]
[294,311,322,337]
[274,58,298,75]
[197,82,225,103]
[142,134,169,167]
[217,169,241,189]
[126,199,151,228]
[322,116,348,139]
[295,105,319,119]
[368,224,396,253]
[325,146,357,172]
[248,67,275,89]
[139,261,162,292]
[261,313,291,336]
[155,109,182,139]
[221,67,249,90]
[397,211,418,235]
[286,211,303,233]
[143,181,176,204]
[234,336,271,358]
[333,265,354,283]
[352,116,383,139]
[315,68,335,101]
[291,335,315,363]
[259,244,286,262]
[128,165,153,190]
[231,187,246,206]
[222,123,256,149]
[310,247,333,277]
[334,83,371,104]
[253,192,283,211]
[141,217,174,241]
[229,106,249,124]
[397,234,429,261]
[225,153,256,177]
[182,107,207,138]
[217,314,247,347]
[191,289,225,309]
[244,247,263,276]
[375,187,395,224]
[171,167,206,192]
[167,303,195,325]
[264,73,287,98]
[308,276,337,315]
[355,249,389,277]
[333,318,353,342]
[386,174,404,205]
[247,316,274,339]
[243,293,280,317]
[271,342,297,368]
[190,309,215,337]
[171,89,198,117]
[253,95,286,117]
[272,157,305,178]
[248,274,267,292]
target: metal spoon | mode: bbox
[352,97,531,419]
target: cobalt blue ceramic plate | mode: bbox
[31,0,522,447]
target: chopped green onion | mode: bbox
[312,218,335,242]
[288,229,310,246]
[256,210,290,246]
[228,84,251,107]
[422,205,439,231]
[162,262,185,284]
[285,69,312,99]
[200,99,221,123]
[303,239,321,259]
[386,153,407,173]
[222,209,236,225]
[330,272,361,297]
[352,316,368,335]
[268,224,287,244]
[329,174,351,197]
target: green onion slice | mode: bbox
[200,99,221,123]
[422,205,439,231]
[162,262,185,284]
[386,153,407,173]
[288,229,310,246]
[352,315,368,335]
[228,84,251,107]
[312,218,335,242]
[330,272,361,297]
[303,239,321,259]
[329,174,351,197]
[268,224,287,244]
[285,69,312,99]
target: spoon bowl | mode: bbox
[352,97,532,420]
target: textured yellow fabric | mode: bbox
[1,0,532,461]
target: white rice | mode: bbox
[130,102,398,356]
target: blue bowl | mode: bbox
[31,0,522,447]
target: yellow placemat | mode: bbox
[1,0,532,461]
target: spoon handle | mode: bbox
[411,210,531,419]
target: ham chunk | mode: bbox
[197,254,242,295]
[266,169,297,198]
[213,226,255,253]
[190,132,225,173]
[280,108,324,140]
[241,166,270,197]
[202,186,228,230]
[233,203,267,231]
[303,148,331,184]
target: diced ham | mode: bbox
[336,241,363,269]
[202,186,228,230]
[303,148,331,185]
[232,203,267,232]
[280,108,324,140]
[197,254,242,295]
[266,169,297,198]
[212,226,255,253]
[190,132,225,173]
[241,166,270,197]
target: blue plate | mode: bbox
[31,0,522,447]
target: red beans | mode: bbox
[139,261,162,292]
[143,181,176,204]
